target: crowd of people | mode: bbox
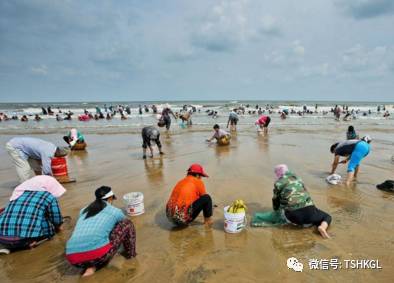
[0,103,377,277]
[0,103,391,124]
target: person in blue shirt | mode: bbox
[5,137,69,183]
[66,186,136,277]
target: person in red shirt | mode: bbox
[255,115,271,134]
[166,164,213,226]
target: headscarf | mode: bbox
[274,164,289,180]
[10,175,66,201]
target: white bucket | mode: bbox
[224,206,247,233]
[123,192,145,216]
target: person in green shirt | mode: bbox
[273,164,331,238]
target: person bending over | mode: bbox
[141,126,164,159]
[272,164,331,238]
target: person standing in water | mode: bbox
[161,104,177,131]
[255,115,271,134]
[272,164,331,238]
[227,109,239,131]
[166,164,213,226]
[141,126,164,159]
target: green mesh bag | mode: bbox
[251,210,287,227]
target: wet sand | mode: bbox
[0,127,393,282]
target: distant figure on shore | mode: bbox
[34,114,42,121]
[21,115,28,122]
[346,126,358,140]
[166,164,213,226]
[0,176,65,254]
[66,186,136,277]
[5,137,69,183]
[141,126,163,159]
[255,115,271,134]
[227,110,239,131]
[63,128,86,149]
[272,164,331,238]
[160,105,177,130]
[206,124,231,145]
[330,136,371,186]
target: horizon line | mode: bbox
[0,99,393,104]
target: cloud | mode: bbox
[264,40,305,68]
[336,0,394,19]
[190,1,281,52]
[338,44,394,80]
[259,15,281,36]
[30,65,48,75]
[166,47,198,62]
[190,0,250,52]
[292,40,305,57]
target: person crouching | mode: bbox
[0,176,65,253]
[166,164,213,226]
[206,124,231,146]
[66,186,136,277]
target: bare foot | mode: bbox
[318,225,331,239]
[82,267,96,277]
[29,241,37,248]
[204,217,213,227]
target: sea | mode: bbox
[0,100,392,135]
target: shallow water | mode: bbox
[0,125,393,282]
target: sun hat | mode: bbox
[187,164,209,177]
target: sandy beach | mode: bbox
[0,123,393,282]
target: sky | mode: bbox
[0,0,394,102]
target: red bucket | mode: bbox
[51,157,68,177]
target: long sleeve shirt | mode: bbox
[0,191,63,238]
[9,137,57,175]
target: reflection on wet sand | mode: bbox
[144,158,164,186]
[0,128,393,282]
